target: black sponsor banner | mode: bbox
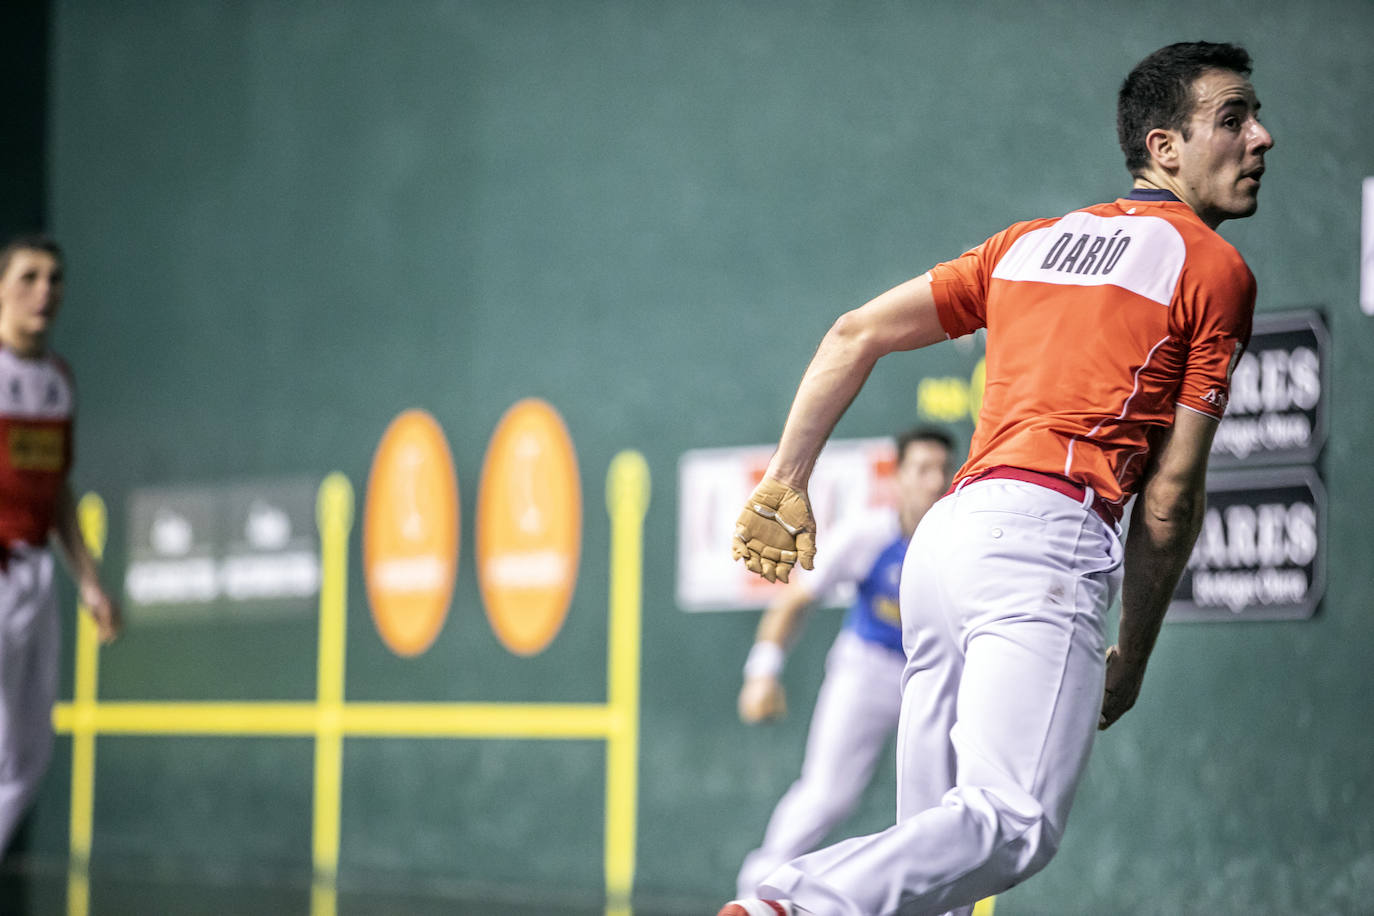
[1210,309,1328,468]
[1170,466,1325,622]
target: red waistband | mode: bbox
[0,540,44,573]
[949,466,1120,528]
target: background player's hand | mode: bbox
[1099,645,1144,730]
[732,478,816,583]
[738,675,787,723]
[81,580,123,644]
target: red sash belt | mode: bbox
[951,466,1120,528]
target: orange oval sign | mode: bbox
[476,398,582,656]
[363,409,460,657]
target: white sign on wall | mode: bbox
[1363,177,1374,316]
[676,437,897,611]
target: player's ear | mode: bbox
[1145,127,1180,171]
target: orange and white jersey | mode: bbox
[0,344,74,545]
[929,190,1255,513]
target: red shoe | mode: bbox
[716,900,795,916]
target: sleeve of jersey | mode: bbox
[1176,255,1257,419]
[927,224,1023,339]
[797,509,896,601]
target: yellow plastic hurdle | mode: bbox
[53,450,650,916]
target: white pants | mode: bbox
[760,480,1123,916]
[737,630,906,897]
[0,546,60,855]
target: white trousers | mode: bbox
[737,630,906,897]
[760,480,1123,916]
[0,546,60,855]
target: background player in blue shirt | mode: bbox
[735,427,955,897]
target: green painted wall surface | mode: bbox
[19,1,1374,912]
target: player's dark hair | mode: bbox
[896,425,954,460]
[1117,41,1253,177]
[0,233,63,278]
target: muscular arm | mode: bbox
[754,583,817,649]
[50,482,122,643]
[733,275,949,582]
[765,275,949,488]
[1099,407,1217,729]
[738,584,817,723]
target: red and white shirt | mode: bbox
[929,190,1255,511]
[0,344,74,545]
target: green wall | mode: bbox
[19,1,1374,912]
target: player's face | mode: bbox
[896,440,951,526]
[0,249,64,343]
[1173,69,1273,228]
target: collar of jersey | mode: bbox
[1124,188,1182,202]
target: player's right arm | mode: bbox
[768,275,948,488]
[738,584,817,723]
[1099,406,1217,730]
[51,482,122,644]
[733,275,947,583]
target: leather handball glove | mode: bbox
[731,478,816,583]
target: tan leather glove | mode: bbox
[731,478,817,583]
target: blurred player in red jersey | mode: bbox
[0,234,121,856]
[723,41,1271,916]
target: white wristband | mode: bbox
[744,641,785,679]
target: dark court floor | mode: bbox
[0,869,712,916]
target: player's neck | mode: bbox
[0,323,46,359]
[1131,175,1222,230]
[898,508,920,539]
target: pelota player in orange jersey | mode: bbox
[723,41,1271,916]
[0,234,121,856]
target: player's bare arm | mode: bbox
[1100,407,1218,730]
[766,275,947,487]
[733,275,946,583]
[51,482,122,644]
[739,584,817,723]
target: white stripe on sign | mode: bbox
[1362,177,1374,316]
